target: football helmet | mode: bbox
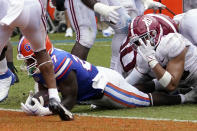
[148,14,178,34]
[17,35,53,75]
[129,15,163,48]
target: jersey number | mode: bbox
[72,55,91,71]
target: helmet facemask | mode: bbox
[17,54,40,76]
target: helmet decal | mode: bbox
[24,43,31,52]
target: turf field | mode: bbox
[0,32,197,122]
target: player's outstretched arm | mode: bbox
[140,0,166,10]
[81,0,121,24]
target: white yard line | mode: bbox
[1,108,197,123]
[54,43,111,46]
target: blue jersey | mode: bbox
[33,48,102,101]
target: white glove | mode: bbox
[141,0,166,10]
[94,3,121,24]
[137,39,158,68]
[21,98,52,116]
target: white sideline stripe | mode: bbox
[0,108,197,123]
[55,43,111,47]
[0,108,23,112]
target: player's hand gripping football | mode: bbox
[21,91,52,116]
[137,38,158,68]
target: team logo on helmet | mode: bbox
[24,43,31,52]
[142,17,152,27]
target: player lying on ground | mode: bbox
[18,36,197,120]
[125,14,197,94]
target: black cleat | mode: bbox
[48,98,74,121]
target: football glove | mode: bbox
[137,39,158,68]
[94,3,121,24]
[141,0,166,10]
[21,93,52,116]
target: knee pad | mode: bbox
[77,26,97,48]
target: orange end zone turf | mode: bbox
[0,110,197,131]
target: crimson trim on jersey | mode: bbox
[38,0,47,31]
[69,0,80,42]
[120,30,137,72]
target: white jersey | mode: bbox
[173,9,197,46]
[135,33,197,87]
[0,0,24,26]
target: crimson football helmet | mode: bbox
[129,15,163,48]
[17,35,53,75]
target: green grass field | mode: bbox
[1,33,197,121]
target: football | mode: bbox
[31,89,49,107]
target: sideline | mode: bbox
[11,38,112,45]
[1,108,197,123]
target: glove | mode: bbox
[94,3,121,24]
[137,39,158,68]
[141,0,166,10]
[21,91,34,115]
[21,96,52,116]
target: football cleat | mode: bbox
[65,27,73,37]
[102,26,114,37]
[48,98,74,121]
[0,69,16,102]
[184,87,197,103]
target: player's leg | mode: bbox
[15,0,68,120]
[91,67,151,108]
[91,67,197,108]
[64,10,73,37]
[110,33,127,72]
[65,0,97,60]
[151,87,197,106]
[106,0,131,72]
[0,25,16,102]
[6,41,19,83]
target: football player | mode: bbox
[51,0,165,71]
[125,15,197,94]
[0,0,68,120]
[19,36,197,118]
[173,9,197,46]
[119,13,178,77]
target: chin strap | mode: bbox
[38,60,53,68]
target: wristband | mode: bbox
[158,71,172,87]
[149,59,158,68]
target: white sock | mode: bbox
[48,88,60,102]
[179,94,185,104]
[0,58,8,74]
